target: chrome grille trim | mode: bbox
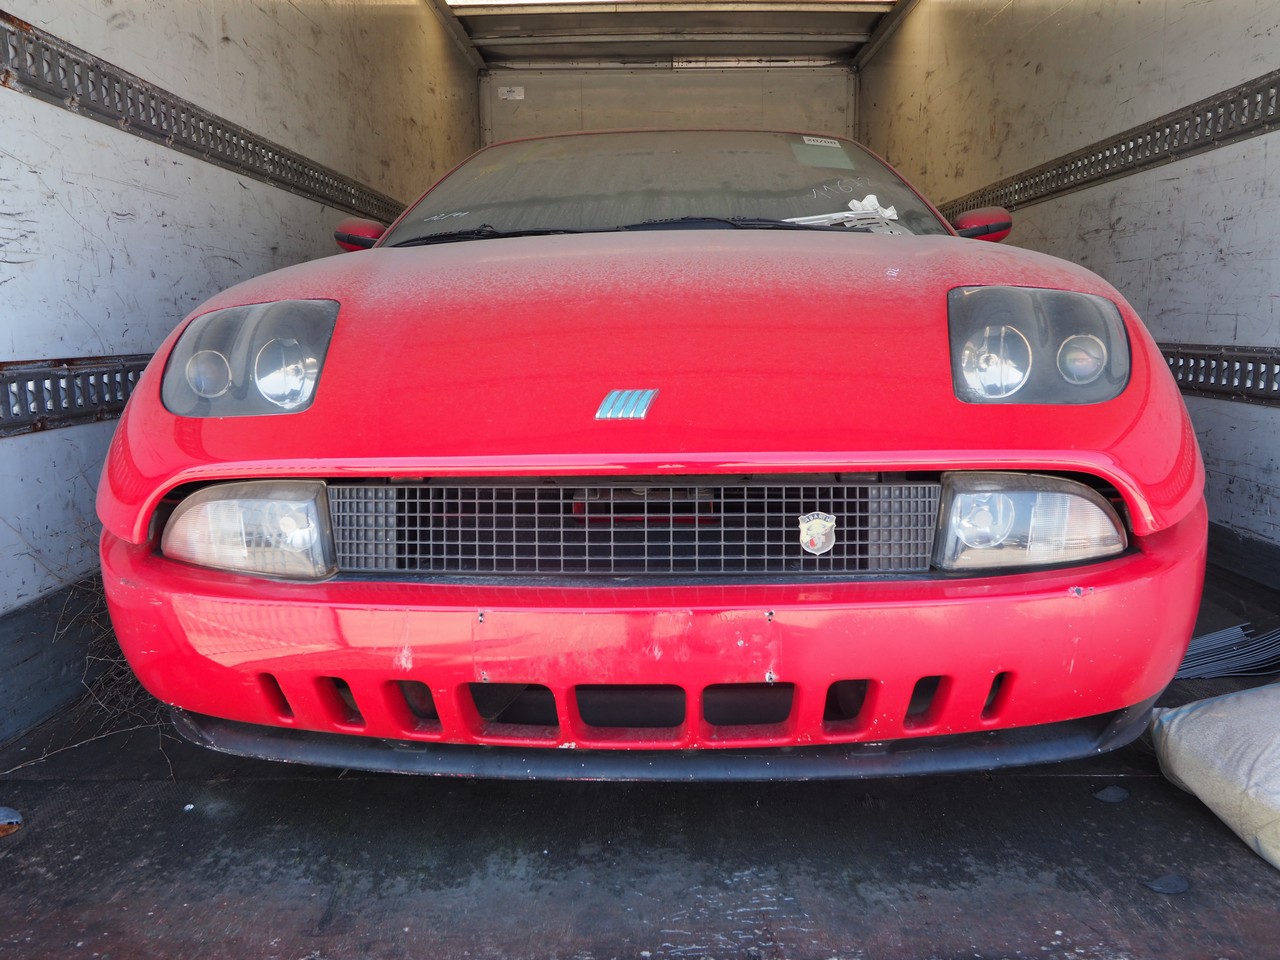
[329,477,941,577]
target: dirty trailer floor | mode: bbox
[2,567,1279,960]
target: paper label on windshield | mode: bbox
[792,138,855,170]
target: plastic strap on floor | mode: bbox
[1151,683,1280,871]
[1175,624,1280,679]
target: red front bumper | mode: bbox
[101,498,1206,772]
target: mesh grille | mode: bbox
[329,478,940,577]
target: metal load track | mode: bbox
[1,12,401,222]
[940,68,1280,217]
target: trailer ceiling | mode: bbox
[445,1,900,66]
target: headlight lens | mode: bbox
[254,337,315,409]
[162,300,338,417]
[960,324,1032,398]
[949,287,1130,403]
[935,473,1127,571]
[161,480,335,580]
[185,350,233,399]
[1056,334,1107,385]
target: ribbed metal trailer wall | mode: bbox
[479,65,857,143]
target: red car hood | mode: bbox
[101,231,1202,541]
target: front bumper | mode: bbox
[173,696,1160,781]
[101,499,1206,775]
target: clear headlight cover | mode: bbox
[949,287,1130,403]
[161,300,339,417]
[161,480,335,580]
[935,473,1127,572]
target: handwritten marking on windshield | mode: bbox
[809,178,873,201]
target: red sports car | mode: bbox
[98,130,1206,779]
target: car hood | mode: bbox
[103,231,1202,540]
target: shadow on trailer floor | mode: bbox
[1,567,1279,960]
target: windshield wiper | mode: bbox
[619,216,863,232]
[388,224,589,247]
[388,215,880,247]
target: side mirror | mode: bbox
[952,207,1013,243]
[334,217,386,251]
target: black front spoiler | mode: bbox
[172,696,1158,782]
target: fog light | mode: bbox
[162,480,334,580]
[952,491,1016,548]
[936,473,1126,571]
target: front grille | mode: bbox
[328,477,941,577]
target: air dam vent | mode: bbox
[328,477,941,577]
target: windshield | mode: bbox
[382,130,949,244]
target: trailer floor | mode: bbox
[2,567,1279,960]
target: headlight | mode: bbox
[960,323,1032,398]
[162,300,339,416]
[935,473,1127,572]
[949,287,1130,403]
[161,480,335,580]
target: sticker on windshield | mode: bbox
[791,139,856,171]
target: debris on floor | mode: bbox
[1175,623,1280,679]
[0,806,21,838]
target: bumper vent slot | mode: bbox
[329,477,940,577]
[576,685,686,728]
[703,683,794,727]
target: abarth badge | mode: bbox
[798,512,837,556]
